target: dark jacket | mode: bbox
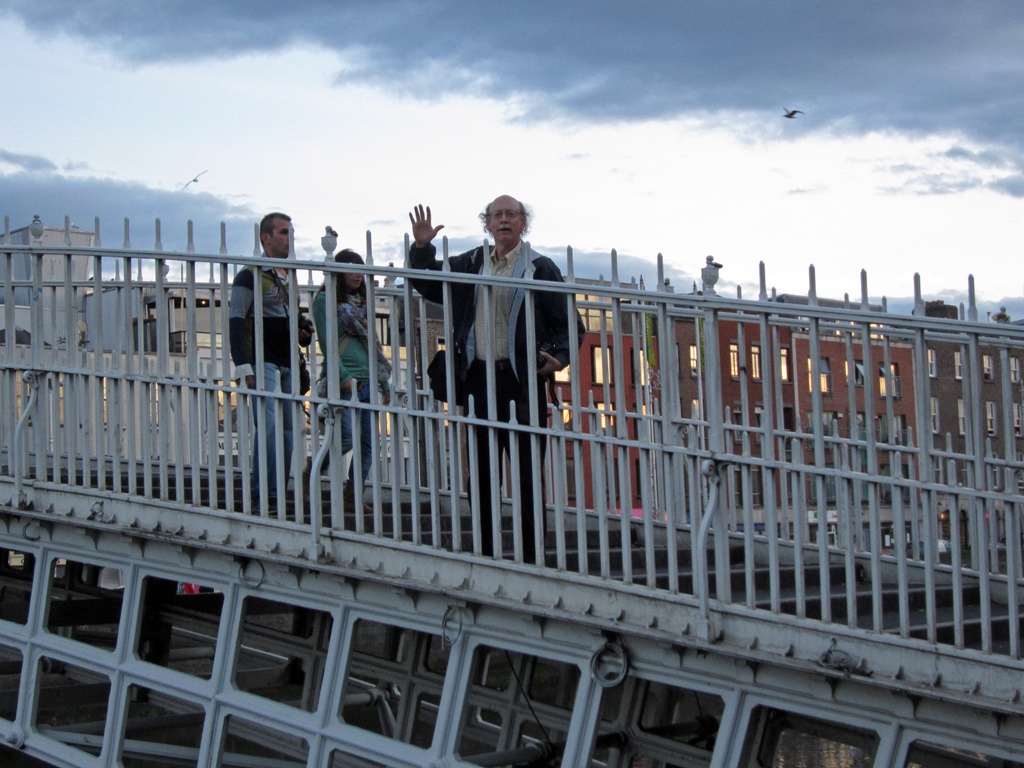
[228,263,307,377]
[409,242,585,388]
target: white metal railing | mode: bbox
[3,219,1024,658]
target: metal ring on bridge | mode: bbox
[441,605,465,647]
[590,639,629,688]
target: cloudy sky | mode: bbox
[1,1,1023,316]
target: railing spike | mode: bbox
[155,218,163,252]
[913,274,923,316]
[566,245,575,282]
[64,215,72,246]
[860,269,869,310]
[967,274,978,322]
[219,222,227,255]
[610,248,619,287]
[807,264,818,306]
[186,220,195,253]
[2,215,9,244]
[93,216,102,249]
[123,217,131,249]
[758,261,767,301]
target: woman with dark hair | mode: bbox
[312,249,391,512]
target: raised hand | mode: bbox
[409,204,444,247]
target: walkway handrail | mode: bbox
[11,369,43,510]
[696,456,732,638]
[308,401,335,561]
[4,221,1024,663]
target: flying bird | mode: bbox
[783,109,804,119]
[180,170,208,190]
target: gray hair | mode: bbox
[479,198,533,235]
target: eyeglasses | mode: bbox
[488,209,521,220]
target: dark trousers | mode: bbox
[465,360,548,563]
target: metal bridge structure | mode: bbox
[2,217,1024,767]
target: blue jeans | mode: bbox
[340,381,373,484]
[251,363,293,502]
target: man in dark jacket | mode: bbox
[408,196,584,564]
[228,212,312,506]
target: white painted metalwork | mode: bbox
[2,215,1024,766]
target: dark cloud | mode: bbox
[0,165,259,253]
[989,175,1024,198]
[4,0,1024,162]
[0,148,58,173]
[942,145,1015,169]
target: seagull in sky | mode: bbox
[783,108,804,119]
[181,170,208,190]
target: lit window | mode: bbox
[779,347,791,382]
[729,343,740,378]
[954,351,963,380]
[983,354,994,380]
[1013,357,1021,383]
[689,344,699,377]
[592,346,610,385]
[750,345,762,380]
[879,363,901,399]
[807,357,832,394]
